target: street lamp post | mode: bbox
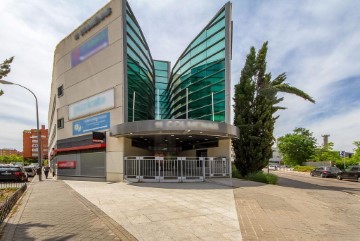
[0,80,42,181]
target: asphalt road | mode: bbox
[273,170,360,196]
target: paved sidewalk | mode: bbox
[65,181,242,241]
[3,174,357,241]
[0,176,136,241]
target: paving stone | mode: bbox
[0,177,136,241]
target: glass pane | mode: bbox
[154,61,168,69]
[207,18,225,36]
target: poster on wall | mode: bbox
[73,112,110,136]
[71,28,108,67]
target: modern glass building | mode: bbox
[48,0,238,182]
[154,60,170,120]
[168,6,230,122]
[125,2,155,122]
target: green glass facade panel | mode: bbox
[127,27,152,62]
[155,70,169,78]
[126,3,155,122]
[208,10,225,27]
[154,60,170,120]
[206,30,225,46]
[126,15,146,44]
[171,60,224,96]
[154,61,168,69]
[206,18,225,36]
[123,1,230,123]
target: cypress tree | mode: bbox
[233,42,314,176]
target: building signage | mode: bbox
[73,112,110,136]
[154,120,220,131]
[69,88,114,120]
[74,7,111,40]
[71,28,109,67]
[58,161,76,169]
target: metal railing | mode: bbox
[0,183,27,224]
[0,182,27,189]
[124,156,230,182]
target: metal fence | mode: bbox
[0,183,27,224]
[125,156,230,182]
[0,182,27,189]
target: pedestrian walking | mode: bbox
[44,166,50,179]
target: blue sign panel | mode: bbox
[73,112,110,136]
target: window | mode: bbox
[57,85,64,97]
[57,118,64,129]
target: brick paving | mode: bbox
[209,177,360,241]
[2,173,358,241]
[0,176,136,241]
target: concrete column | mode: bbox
[106,132,124,182]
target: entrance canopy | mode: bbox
[110,119,239,151]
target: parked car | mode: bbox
[310,166,340,178]
[24,166,36,177]
[268,165,279,170]
[0,165,28,182]
[336,166,360,182]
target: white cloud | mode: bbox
[0,0,109,150]
[1,0,359,153]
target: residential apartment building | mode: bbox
[23,125,49,160]
[0,148,21,156]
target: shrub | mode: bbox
[232,163,242,179]
[292,165,314,172]
[334,158,359,170]
[232,164,278,184]
[246,172,278,184]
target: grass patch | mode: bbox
[0,188,18,203]
[232,164,278,184]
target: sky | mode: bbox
[0,0,359,153]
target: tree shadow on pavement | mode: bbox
[277,176,360,195]
[129,181,234,190]
[1,222,78,240]
[128,178,270,190]
[0,222,57,241]
[44,234,77,241]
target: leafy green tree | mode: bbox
[313,142,341,163]
[277,128,317,166]
[331,142,360,169]
[233,42,315,176]
[334,157,358,170]
[0,154,24,164]
[333,142,360,169]
[0,56,14,96]
[351,141,360,164]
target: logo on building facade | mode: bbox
[71,28,109,67]
[74,7,112,40]
[69,88,114,120]
[58,161,76,169]
[72,112,110,136]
